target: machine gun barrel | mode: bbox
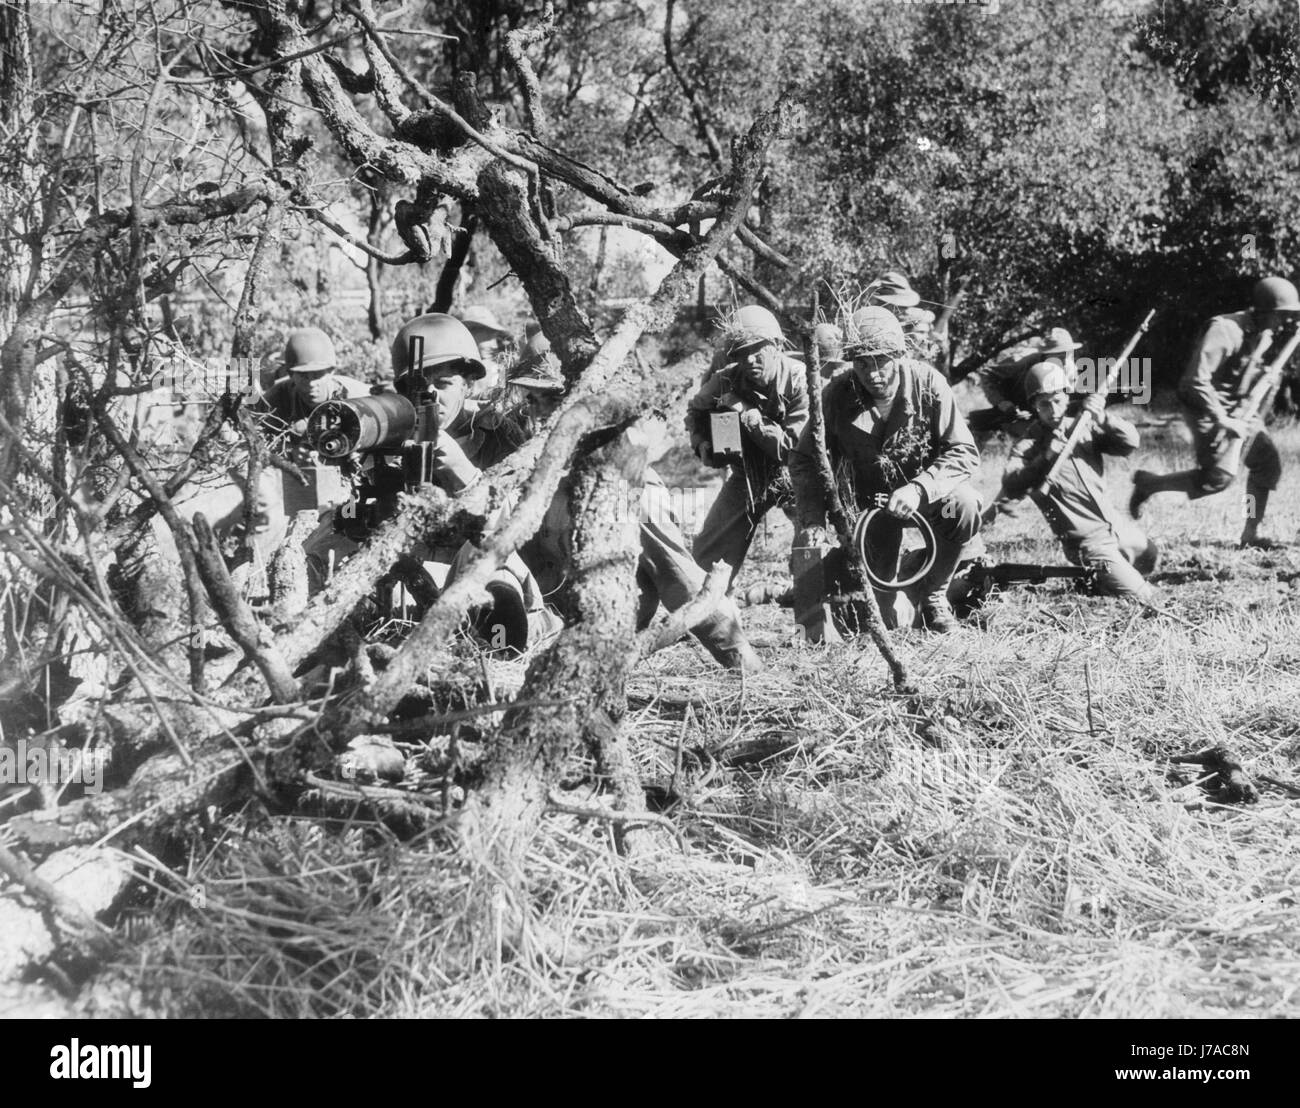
[307,393,418,460]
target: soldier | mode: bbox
[1130,276,1300,548]
[991,362,1157,600]
[255,327,370,521]
[810,322,850,381]
[967,328,1082,440]
[257,327,369,443]
[482,338,763,672]
[686,308,809,587]
[457,329,565,470]
[789,307,982,634]
[457,305,515,396]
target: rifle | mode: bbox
[1036,309,1155,493]
[950,559,1095,614]
[1217,324,1300,478]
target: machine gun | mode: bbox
[306,390,441,540]
[949,559,1096,616]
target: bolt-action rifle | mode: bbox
[950,559,1095,615]
[1216,324,1300,479]
[1036,309,1155,493]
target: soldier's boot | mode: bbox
[1131,468,1203,518]
[690,600,764,673]
[1240,486,1271,548]
[918,538,964,634]
[1132,540,1160,575]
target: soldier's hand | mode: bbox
[886,483,923,519]
[739,407,763,433]
[1219,416,1249,439]
[1081,393,1107,422]
[695,442,718,467]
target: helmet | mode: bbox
[866,272,921,308]
[1252,276,1300,314]
[811,322,843,361]
[390,314,487,381]
[281,327,337,373]
[508,332,565,392]
[458,305,514,343]
[1023,360,1070,401]
[727,305,784,347]
[843,306,907,357]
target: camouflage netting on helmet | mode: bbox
[839,305,906,358]
[713,304,786,352]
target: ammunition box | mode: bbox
[709,410,744,458]
[282,463,348,516]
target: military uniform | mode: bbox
[792,360,982,557]
[685,347,809,585]
[997,414,1156,599]
[1175,311,1282,497]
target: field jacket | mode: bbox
[790,359,979,527]
[998,413,1139,550]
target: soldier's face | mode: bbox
[852,354,900,401]
[1034,390,1069,427]
[729,340,776,390]
[429,369,468,426]
[291,370,336,408]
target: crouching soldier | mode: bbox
[505,355,763,673]
[256,327,370,518]
[686,309,809,587]
[1130,276,1300,548]
[991,362,1157,600]
[789,307,982,636]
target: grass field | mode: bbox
[89,399,1300,1019]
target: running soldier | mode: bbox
[1130,276,1300,548]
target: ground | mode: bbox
[82,397,1300,1019]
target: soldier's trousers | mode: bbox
[1064,517,1156,601]
[692,469,796,587]
[525,468,758,670]
[1186,413,1281,498]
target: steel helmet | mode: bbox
[390,313,487,381]
[811,322,843,361]
[728,305,785,347]
[1252,276,1300,313]
[281,327,337,373]
[843,306,907,357]
[1023,360,1070,401]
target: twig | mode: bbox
[546,789,687,853]
[191,513,299,704]
[0,842,115,948]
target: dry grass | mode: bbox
[91,401,1300,1018]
